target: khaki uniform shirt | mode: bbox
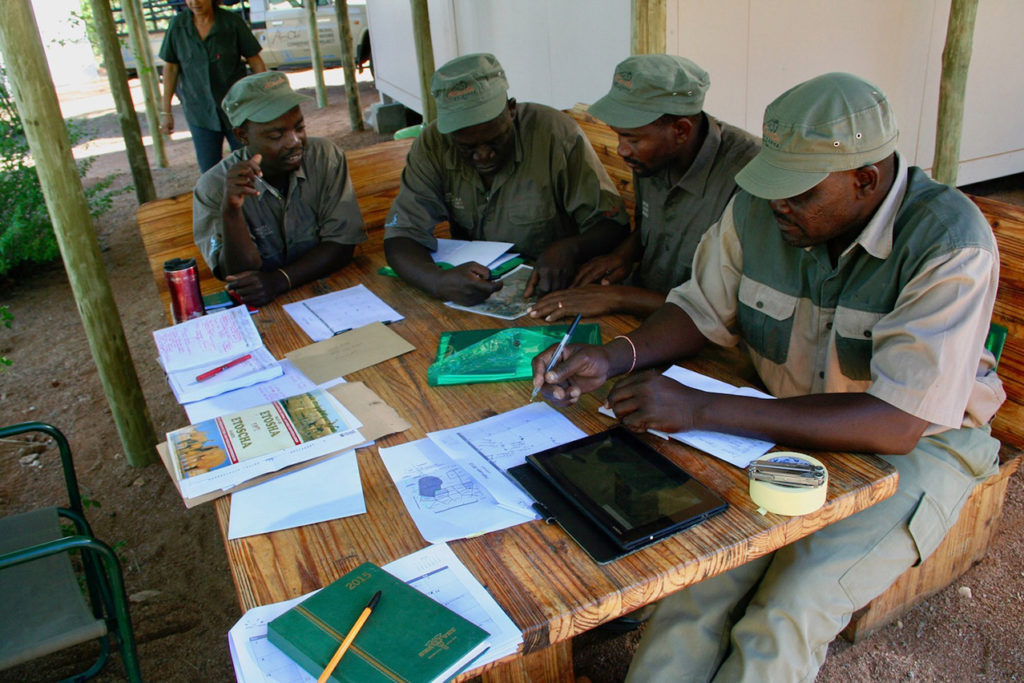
[635,116,759,291]
[384,103,629,260]
[667,156,1004,433]
[193,137,366,277]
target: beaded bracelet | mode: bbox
[277,267,292,290]
[613,334,637,375]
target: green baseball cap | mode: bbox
[431,53,510,134]
[588,54,709,129]
[735,72,899,200]
[221,72,311,127]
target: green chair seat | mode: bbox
[0,509,107,669]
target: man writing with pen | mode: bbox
[383,53,630,305]
[193,72,367,306]
[531,73,1003,681]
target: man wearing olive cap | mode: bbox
[530,72,1004,681]
[530,54,759,322]
[384,53,630,305]
[193,71,366,305]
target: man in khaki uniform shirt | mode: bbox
[194,72,366,305]
[531,73,1004,681]
[384,53,630,305]
[531,54,758,322]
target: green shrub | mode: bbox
[0,66,125,276]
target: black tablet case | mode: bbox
[509,462,631,564]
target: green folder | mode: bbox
[267,562,489,683]
[427,322,601,386]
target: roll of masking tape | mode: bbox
[748,452,828,516]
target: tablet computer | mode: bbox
[523,427,727,553]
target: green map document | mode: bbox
[427,323,601,386]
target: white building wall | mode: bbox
[368,0,1022,185]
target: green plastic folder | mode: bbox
[427,322,601,386]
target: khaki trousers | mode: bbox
[626,426,999,683]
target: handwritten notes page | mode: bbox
[154,306,265,372]
[283,284,404,341]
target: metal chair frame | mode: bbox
[0,422,142,682]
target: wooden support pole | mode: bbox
[304,0,328,108]
[333,0,365,131]
[121,0,168,167]
[631,0,667,55]
[88,0,155,204]
[0,0,157,467]
[409,0,436,123]
[933,0,979,187]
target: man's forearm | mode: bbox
[384,237,442,296]
[692,391,928,455]
[610,303,707,375]
[218,206,263,274]
[279,242,354,289]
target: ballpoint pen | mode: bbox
[530,313,582,402]
[253,174,283,200]
[195,353,251,382]
[318,590,381,683]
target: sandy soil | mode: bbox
[0,67,1021,682]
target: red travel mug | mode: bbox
[164,257,205,323]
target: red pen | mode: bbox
[195,353,252,382]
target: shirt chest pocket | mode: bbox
[508,194,556,226]
[737,277,798,364]
[834,307,884,381]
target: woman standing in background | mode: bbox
[159,0,266,172]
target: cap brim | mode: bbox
[242,92,313,125]
[436,94,508,134]
[588,95,662,129]
[735,154,829,200]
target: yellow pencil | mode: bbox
[318,590,381,683]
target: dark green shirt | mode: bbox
[384,103,629,260]
[193,138,366,277]
[635,116,759,291]
[159,7,261,131]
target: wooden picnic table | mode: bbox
[209,233,897,681]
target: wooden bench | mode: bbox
[136,137,413,312]
[136,109,1023,645]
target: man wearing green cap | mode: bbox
[531,72,1003,681]
[383,53,630,305]
[193,72,366,305]
[529,54,758,322]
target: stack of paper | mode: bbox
[164,388,365,504]
[282,284,405,342]
[431,238,517,271]
[228,543,522,683]
[153,306,283,403]
[379,403,588,542]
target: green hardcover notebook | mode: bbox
[267,562,490,683]
[427,323,601,386]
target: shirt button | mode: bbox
[864,330,872,338]
[756,301,764,309]
[825,322,833,330]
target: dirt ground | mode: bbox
[0,68,1022,682]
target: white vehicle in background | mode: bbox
[249,0,371,71]
[119,0,371,74]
